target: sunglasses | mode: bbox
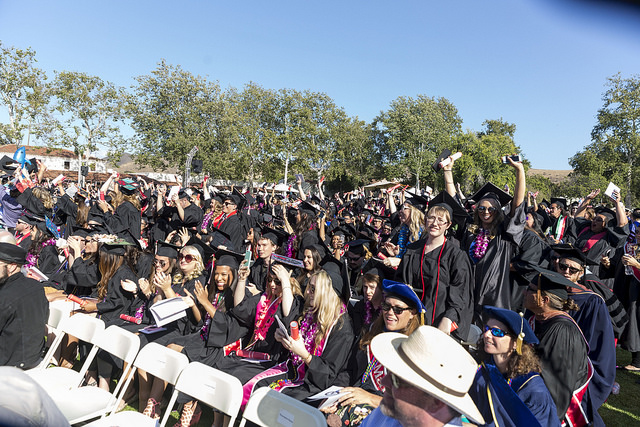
[477,206,497,214]
[484,325,510,338]
[223,201,235,206]
[558,262,582,275]
[268,276,282,286]
[153,258,167,267]
[179,254,196,263]
[381,302,411,315]
[390,372,409,389]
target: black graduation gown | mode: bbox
[248,313,354,402]
[569,290,616,426]
[36,244,64,278]
[104,201,141,240]
[61,257,100,296]
[546,215,577,244]
[583,270,629,339]
[462,203,526,318]
[217,214,245,252]
[95,265,139,325]
[298,229,320,255]
[511,229,549,310]
[55,194,79,238]
[529,313,589,420]
[248,258,270,293]
[216,293,305,382]
[397,237,474,342]
[610,250,640,352]
[574,218,628,278]
[0,273,49,369]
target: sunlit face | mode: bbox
[381,296,415,332]
[549,203,562,219]
[476,200,498,226]
[256,238,275,260]
[213,265,233,291]
[267,274,282,296]
[84,236,99,255]
[482,318,515,357]
[331,235,344,249]
[525,213,535,228]
[346,251,364,270]
[555,257,583,284]
[153,254,172,273]
[305,275,317,308]
[591,215,607,233]
[179,249,200,275]
[523,282,542,312]
[15,220,29,233]
[425,212,450,238]
[303,249,314,271]
[372,218,383,230]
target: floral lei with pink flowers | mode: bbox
[363,300,379,327]
[25,238,57,269]
[470,228,491,263]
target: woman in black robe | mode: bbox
[97,176,142,240]
[239,269,354,409]
[444,155,527,318]
[397,197,474,341]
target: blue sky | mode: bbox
[1,0,639,170]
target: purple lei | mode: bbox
[471,228,490,261]
[363,300,379,326]
[25,238,57,269]
[285,235,296,258]
[291,311,318,366]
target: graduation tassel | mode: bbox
[516,312,525,355]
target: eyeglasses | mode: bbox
[558,262,582,275]
[477,206,497,214]
[179,254,196,263]
[223,201,235,207]
[153,258,167,267]
[426,216,448,225]
[484,325,510,338]
[381,302,411,315]
[390,372,409,389]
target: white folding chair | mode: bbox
[239,387,326,427]
[27,313,105,392]
[47,300,73,330]
[160,362,244,427]
[52,325,141,425]
[83,342,189,427]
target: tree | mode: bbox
[49,71,129,170]
[0,42,51,146]
[374,95,462,190]
[332,116,379,189]
[570,73,640,206]
[128,60,229,176]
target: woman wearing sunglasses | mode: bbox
[443,154,526,319]
[470,305,560,427]
[322,280,425,426]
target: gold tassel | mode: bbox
[516,312,525,355]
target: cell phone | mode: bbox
[502,155,521,163]
[244,249,252,267]
[99,191,105,201]
[275,315,290,339]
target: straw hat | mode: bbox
[371,325,484,425]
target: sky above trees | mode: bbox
[1,0,640,170]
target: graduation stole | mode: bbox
[361,345,386,392]
[245,294,281,349]
[212,210,237,228]
[15,231,31,245]
[552,215,568,241]
[578,228,606,253]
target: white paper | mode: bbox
[167,185,180,201]
[276,409,295,427]
[149,297,189,327]
[275,314,290,340]
[23,266,49,282]
[605,182,621,201]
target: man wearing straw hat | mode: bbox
[361,325,484,427]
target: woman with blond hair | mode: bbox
[240,268,354,406]
[383,195,425,267]
[97,173,142,240]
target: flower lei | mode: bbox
[200,293,223,341]
[135,303,146,320]
[363,300,379,327]
[25,238,57,269]
[201,210,215,231]
[290,303,347,366]
[470,228,491,262]
[285,235,296,258]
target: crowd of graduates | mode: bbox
[1,150,639,427]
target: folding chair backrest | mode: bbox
[239,387,326,427]
[161,362,243,427]
[133,343,189,385]
[47,302,69,329]
[96,325,140,364]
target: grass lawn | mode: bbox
[601,347,640,425]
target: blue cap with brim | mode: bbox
[382,279,426,324]
[482,305,539,347]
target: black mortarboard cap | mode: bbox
[70,225,91,239]
[26,158,38,174]
[214,247,245,270]
[339,224,357,240]
[209,228,235,251]
[432,148,451,173]
[539,199,551,208]
[531,266,581,300]
[270,253,304,270]
[345,238,372,256]
[223,192,242,207]
[550,198,567,210]
[404,193,429,211]
[187,236,215,262]
[260,226,289,247]
[550,243,587,265]
[100,237,134,256]
[298,200,319,217]
[470,182,512,207]
[595,207,616,227]
[117,178,140,196]
[428,191,471,230]
[178,189,190,200]
[0,155,19,173]
[310,194,327,209]
[156,240,181,259]
[321,255,350,303]
[232,188,248,210]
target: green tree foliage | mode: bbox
[0,42,51,146]
[127,60,228,174]
[332,116,380,189]
[570,73,640,206]
[49,71,128,162]
[374,95,462,190]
